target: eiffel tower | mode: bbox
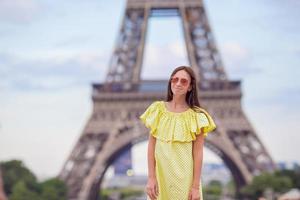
[59,0,276,199]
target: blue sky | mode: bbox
[0,0,300,179]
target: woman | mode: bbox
[140,66,216,200]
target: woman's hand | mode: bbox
[188,187,201,200]
[146,177,159,200]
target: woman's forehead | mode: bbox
[173,70,191,79]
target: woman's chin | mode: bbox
[172,91,186,96]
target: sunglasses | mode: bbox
[170,77,189,86]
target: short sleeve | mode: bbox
[139,101,161,136]
[193,107,216,137]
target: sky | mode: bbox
[0,0,300,180]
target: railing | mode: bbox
[92,80,241,93]
[126,0,203,9]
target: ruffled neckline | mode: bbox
[139,100,216,142]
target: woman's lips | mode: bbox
[174,87,183,90]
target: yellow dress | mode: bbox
[140,101,216,200]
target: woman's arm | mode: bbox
[189,129,205,200]
[192,128,205,189]
[146,134,159,199]
[147,134,157,179]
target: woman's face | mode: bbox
[170,70,192,97]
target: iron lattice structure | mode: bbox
[59,0,276,199]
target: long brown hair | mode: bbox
[166,66,201,110]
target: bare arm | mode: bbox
[192,128,205,189]
[146,134,159,199]
[147,134,157,178]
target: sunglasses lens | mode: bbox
[171,77,179,83]
[171,77,189,86]
[181,79,188,85]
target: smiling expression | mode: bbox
[170,70,192,96]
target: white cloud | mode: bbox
[222,41,249,65]
[141,42,189,79]
[0,0,42,23]
[169,41,187,59]
[0,50,109,91]
[244,99,300,164]
[17,49,109,69]
[0,86,92,179]
[219,41,262,79]
[0,51,107,177]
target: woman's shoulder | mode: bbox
[191,106,215,124]
[148,100,164,109]
[191,105,210,115]
[151,100,164,105]
[141,100,165,114]
[192,106,216,132]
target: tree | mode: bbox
[241,172,293,199]
[40,178,67,200]
[221,178,236,199]
[203,180,222,200]
[0,160,67,200]
[0,160,39,196]
[274,169,300,189]
[0,168,7,200]
[9,181,41,200]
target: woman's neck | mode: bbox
[170,95,187,108]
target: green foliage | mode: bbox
[99,188,112,200]
[9,181,41,200]
[225,179,236,196]
[119,187,144,199]
[274,169,300,189]
[40,178,67,200]
[99,187,144,200]
[241,171,293,199]
[1,160,39,195]
[203,179,223,200]
[0,160,67,200]
[209,180,222,188]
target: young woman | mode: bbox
[140,66,216,200]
